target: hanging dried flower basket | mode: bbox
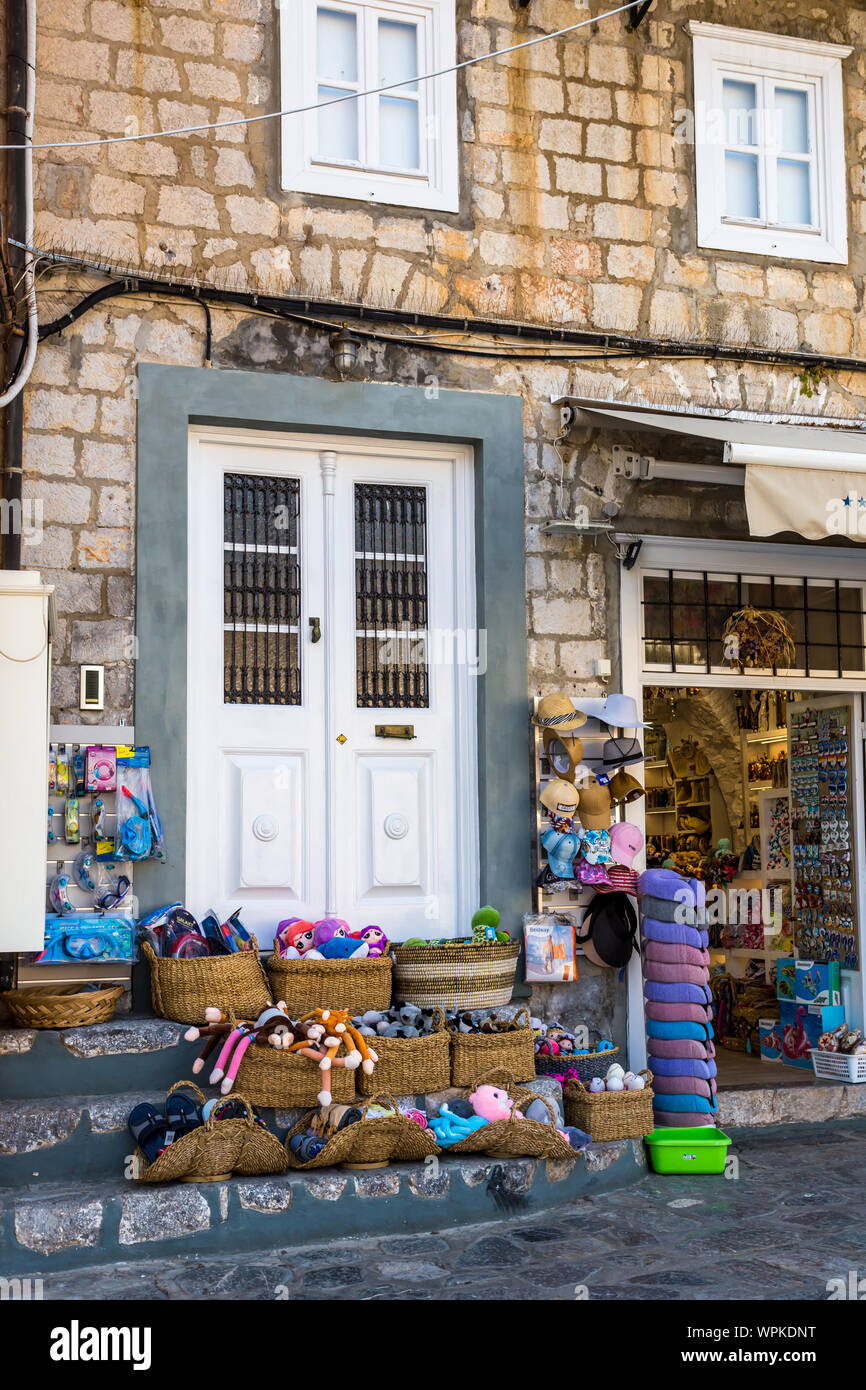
[721,606,796,672]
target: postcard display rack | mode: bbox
[788,700,859,972]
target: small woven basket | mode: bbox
[564,1070,655,1142]
[2,983,123,1029]
[358,1009,450,1096]
[285,1092,439,1170]
[449,1007,535,1086]
[534,1044,620,1083]
[446,1068,575,1161]
[143,942,270,1027]
[136,1083,286,1183]
[234,1042,356,1108]
[267,955,392,1016]
[392,939,519,1011]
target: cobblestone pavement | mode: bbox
[38,1121,866,1301]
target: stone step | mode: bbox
[0,1139,647,1277]
[716,1081,866,1129]
[0,1019,186,1100]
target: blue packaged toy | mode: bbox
[31,913,137,965]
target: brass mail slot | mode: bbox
[375,724,415,740]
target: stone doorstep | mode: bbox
[0,1018,185,1060]
[0,1141,647,1276]
[715,1082,866,1129]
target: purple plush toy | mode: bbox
[359,925,389,957]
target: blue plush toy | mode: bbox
[428,1104,488,1147]
[315,937,369,960]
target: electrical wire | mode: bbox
[0,0,38,407]
[0,1,640,153]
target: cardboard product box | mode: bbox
[779,1001,846,1069]
[795,959,842,1008]
[776,957,796,1002]
[758,1017,783,1062]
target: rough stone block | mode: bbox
[15,1196,103,1254]
[119,1187,210,1244]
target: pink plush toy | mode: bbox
[209,1002,294,1095]
[468,1083,514,1123]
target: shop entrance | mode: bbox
[185,429,479,944]
[621,534,866,1082]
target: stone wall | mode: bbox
[17,0,866,724]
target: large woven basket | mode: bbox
[267,955,392,1016]
[285,1092,439,1170]
[143,941,270,1026]
[447,1068,575,1161]
[564,1071,655,1142]
[136,1084,287,1183]
[234,1041,356,1108]
[392,939,519,1010]
[449,1007,535,1086]
[2,983,123,1029]
[357,1009,450,1096]
[534,1044,620,1083]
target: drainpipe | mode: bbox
[2,0,38,570]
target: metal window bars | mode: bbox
[223,472,301,704]
[354,482,429,708]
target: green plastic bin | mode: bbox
[644,1126,732,1175]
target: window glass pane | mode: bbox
[355,483,429,709]
[317,7,357,82]
[379,95,420,169]
[775,87,809,154]
[378,19,418,89]
[725,151,760,220]
[777,158,811,224]
[723,78,758,146]
[317,84,358,160]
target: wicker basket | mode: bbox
[267,954,392,1016]
[358,1009,450,1096]
[136,1083,287,1183]
[392,939,519,1011]
[447,1068,575,1161]
[285,1092,439,1170]
[2,983,123,1029]
[234,1041,356,1108]
[449,1007,535,1086]
[564,1071,655,1142]
[143,942,270,1027]
[534,1044,620,1083]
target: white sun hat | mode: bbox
[572,693,652,730]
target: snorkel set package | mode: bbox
[27,913,137,965]
[113,748,166,863]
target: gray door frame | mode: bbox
[135,364,530,938]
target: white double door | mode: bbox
[187,429,477,945]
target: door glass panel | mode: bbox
[223,472,301,705]
[354,482,429,708]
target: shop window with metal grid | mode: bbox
[223,472,301,704]
[355,482,429,707]
[642,571,866,677]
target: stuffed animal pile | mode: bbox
[184,1003,378,1105]
[402,905,511,948]
[288,1099,429,1162]
[274,917,390,960]
[352,1004,441,1038]
[443,1008,524,1035]
[429,1081,588,1150]
[586,1061,646,1093]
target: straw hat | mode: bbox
[539,779,581,816]
[608,771,646,805]
[542,728,585,782]
[532,691,587,732]
[576,777,612,830]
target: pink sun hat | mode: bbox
[609,821,645,868]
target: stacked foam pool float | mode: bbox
[638,868,718,1129]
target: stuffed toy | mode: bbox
[428,1103,488,1146]
[470,905,509,944]
[356,925,389,956]
[315,936,370,960]
[208,1002,296,1094]
[287,1007,378,1106]
[468,1083,513,1122]
[275,918,317,957]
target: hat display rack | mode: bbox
[532,692,648,950]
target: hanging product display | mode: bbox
[788,701,858,970]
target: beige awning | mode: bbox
[556,396,866,543]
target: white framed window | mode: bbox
[281,0,458,213]
[687,22,852,264]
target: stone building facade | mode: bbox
[7,0,866,1040]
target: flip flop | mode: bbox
[127,1103,168,1165]
[164,1091,203,1143]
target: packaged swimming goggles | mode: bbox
[33,912,136,964]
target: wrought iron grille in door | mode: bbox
[223,472,301,704]
[355,482,429,707]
